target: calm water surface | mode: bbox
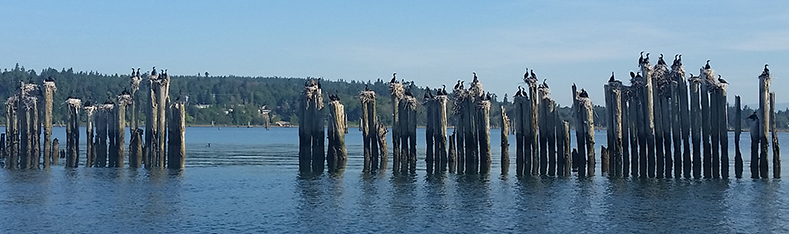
[1,127,788,233]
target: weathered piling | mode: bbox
[771,92,780,178]
[65,98,81,168]
[710,83,720,178]
[129,69,143,168]
[360,90,378,172]
[5,96,19,169]
[689,75,702,178]
[156,72,171,169]
[573,84,587,176]
[144,69,159,169]
[561,121,571,177]
[477,98,491,174]
[114,92,132,168]
[501,106,510,175]
[604,84,612,176]
[377,122,389,171]
[527,76,539,175]
[96,103,112,167]
[399,94,418,173]
[435,95,448,172]
[606,80,623,177]
[575,87,595,176]
[448,132,456,173]
[538,84,554,176]
[670,70,682,178]
[424,92,435,173]
[627,82,640,177]
[389,79,404,173]
[465,77,483,174]
[42,80,56,168]
[653,58,669,178]
[750,109,760,178]
[298,79,324,173]
[672,56,691,178]
[719,83,729,178]
[640,57,656,178]
[759,67,770,178]
[700,67,713,178]
[735,96,743,178]
[167,101,186,169]
[601,146,609,175]
[84,104,96,167]
[621,86,630,177]
[514,93,527,176]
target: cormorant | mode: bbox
[441,84,447,95]
[530,69,537,80]
[718,75,728,84]
[405,88,413,97]
[454,80,461,90]
[630,71,636,79]
[747,111,758,120]
[515,86,523,97]
[136,68,141,77]
[542,79,548,89]
[639,51,644,64]
[151,66,157,76]
[485,92,492,101]
[609,71,615,82]
[131,68,135,76]
[704,60,711,70]
[524,68,530,80]
[764,64,770,75]
[391,73,397,83]
[579,89,589,98]
[317,80,321,89]
[473,72,478,83]
[364,84,370,91]
[459,81,465,90]
[644,53,650,63]
[658,53,665,65]
[424,86,432,99]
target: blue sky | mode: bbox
[1,1,788,106]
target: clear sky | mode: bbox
[1,1,787,107]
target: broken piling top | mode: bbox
[700,64,717,87]
[99,102,115,112]
[43,80,57,92]
[359,90,376,103]
[401,95,419,110]
[389,82,404,99]
[84,104,97,117]
[6,95,19,109]
[469,80,484,99]
[130,74,142,93]
[759,64,772,81]
[653,59,671,92]
[117,93,133,107]
[538,83,551,100]
[65,98,82,113]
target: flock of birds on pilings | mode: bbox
[1,66,187,170]
[299,51,780,180]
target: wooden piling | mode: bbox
[573,84,588,177]
[399,95,418,173]
[389,81,404,173]
[478,99,491,174]
[610,82,623,177]
[144,71,158,169]
[5,96,18,169]
[115,93,131,168]
[735,96,743,178]
[448,132,456,173]
[710,84,720,178]
[671,75,682,178]
[28,92,41,169]
[750,108,760,178]
[435,95,448,172]
[641,60,656,178]
[759,69,770,178]
[719,84,729,178]
[84,104,96,167]
[361,90,377,172]
[579,93,595,176]
[689,76,702,178]
[700,67,715,178]
[538,87,550,176]
[129,72,143,168]
[627,85,640,177]
[673,58,691,178]
[771,93,780,178]
[157,73,171,169]
[621,87,630,177]
[528,79,539,176]
[653,61,669,178]
[97,103,112,167]
[514,95,526,176]
[377,122,388,171]
[167,102,186,169]
[298,79,324,173]
[549,101,558,176]
[601,146,609,175]
[561,121,571,177]
[501,106,510,175]
[42,80,55,168]
[65,98,81,168]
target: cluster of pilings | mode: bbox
[298,78,325,173]
[424,86,449,174]
[360,90,387,172]
[450,73,492,174]
[3,67,186,170]
[601,53,780,179]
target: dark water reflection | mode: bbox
[1,127,789,232]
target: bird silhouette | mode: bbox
[630,71,636,79]
[151,66,157,76]
[459,81,464,90]
[530,69,537,80]
[645,53,650,62]
[441,84,447,95]
[390,73,397,83]
[405,88,413,97]
[473,72,478,83]
[609,72,615,82]
[718,75,728,84]
[704,60,711,70]
[639,51,644,64]
[542,79,548,89]
[364,84,370,91]
[658,53,665,65]
[747,111,758,120]
[454,80,461,90]
[764,64,770,75]
[579,89,589,98]
[515,86,523,97]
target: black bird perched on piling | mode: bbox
[485,92,492,101]
[763,64,770,76]
[441,84,448,95]
[645,53,650,63]
[364,84,370,91]
[579,89,589,98]
[609,72,616,82]
[459,81,464,90]
[705,60,711,70]
[151,66,157,76]
[391,73,397,83]
[424,86,433,99]
[136,68,141,77]
[473,72,478,83]
[658,53,666,65]
[748,111,758,120]
[530,69,537,80]
[131,68,135,76]
[630,71,636,79]
[542,79,549,89]
[639,51,644,64]
[454,80,461,89]
[317,79,321,89]
[515,86,523,97]
[718,75,728,84]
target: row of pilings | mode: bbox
[2,68,186,170]
[602,54,780,179]
[296,55,780,179]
